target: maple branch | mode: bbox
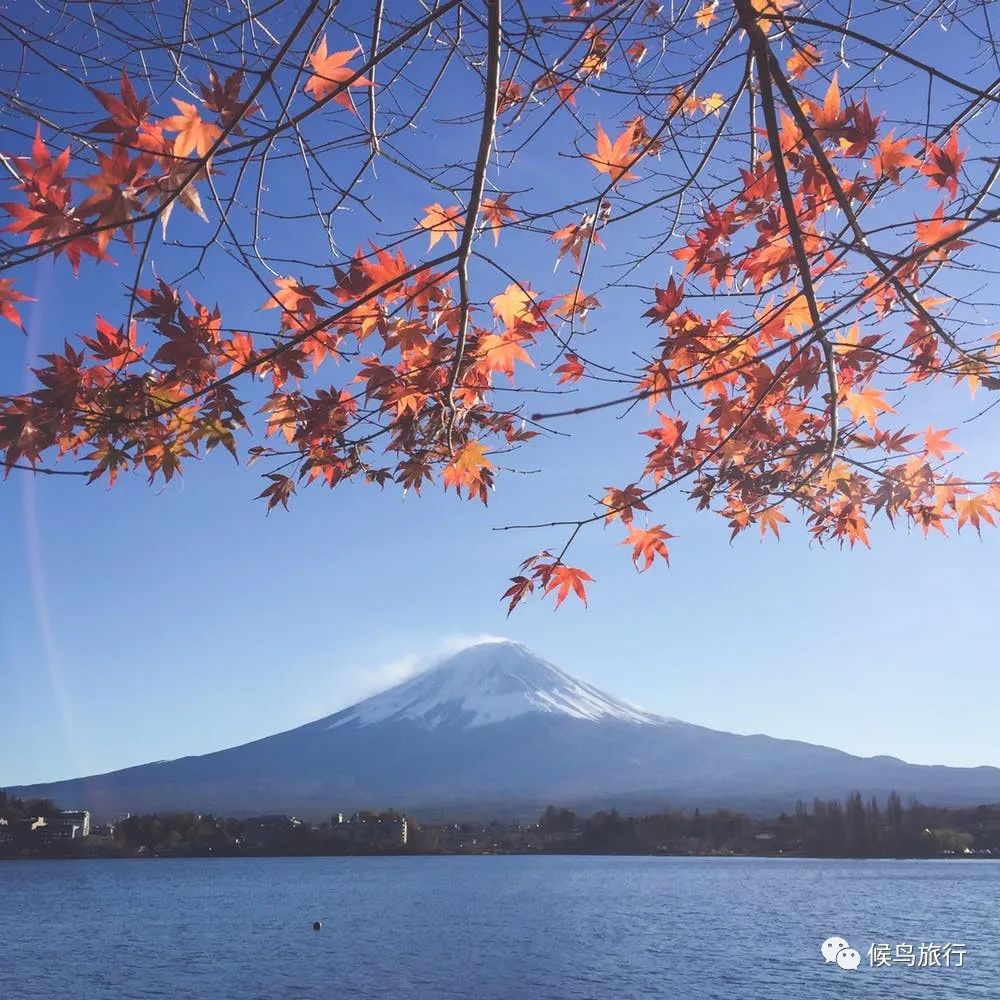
[368,0,384,156]
[0,0,323,274]
[531,207,1000,422]
[224,0,464,158]
[444,0,502,452]
[555,23,737,355]
[4,0,1000,588]
[115,250,459,430]
[500,356,796,534]
[4,462,89,477]
[0,0,465,274]
[0,152,21,183]
[761,43,986,371]
[737,0,839,461]
[766,13,1000,103]
[470,249,626,381]
[599,53,749,229]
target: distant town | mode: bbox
[2,788,998,860]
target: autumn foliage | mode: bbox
[1,0,998,612]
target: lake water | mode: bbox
[2,856,996,998]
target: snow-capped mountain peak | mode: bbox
[15,641,1000,819]
[327,640,664,731]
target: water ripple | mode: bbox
[1,856,996,998]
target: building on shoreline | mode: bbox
[331,811,408,849]
[6,810,91,850]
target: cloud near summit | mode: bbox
[335,633,513,708]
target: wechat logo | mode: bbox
[821,935,862,971]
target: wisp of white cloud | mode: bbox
[335,632,511,707]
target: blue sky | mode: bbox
[2,1,998,786]
[3,417,998,785]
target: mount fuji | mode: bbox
[9,640,1000,818]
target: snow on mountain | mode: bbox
[327,640,664,730]
[12,640,1000,819]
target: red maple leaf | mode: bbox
[921,130,965,200]
[0,279,34,330]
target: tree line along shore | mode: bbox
[3,789,999,860]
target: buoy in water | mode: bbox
[313,921,322,931]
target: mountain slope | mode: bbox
[327,641,663,730]
[9,640,1000,818]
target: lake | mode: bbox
[2,856,996,998]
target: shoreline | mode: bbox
[3,849,993,863]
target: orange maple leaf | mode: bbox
[623,524,673,570]
[480,195,517,245]
[360,244,410,294]
[923,426,961,461]
[497,78,525,115]
[419,204,465,249]
[601,484,651,525]
[668,85,702,118]
[751,0,798,33]
[537,71,577,107]
[478,332,534,380]
[956,494,997,535]
[758,507,790,538]
[304,40,372,111]
[442,440,494,499]
[777,289,819,334]
[490,283,549,331]
[220,332,255,375]
[873,131,920,186]
[695,1,718,29]
[786,43,822,80]
[811,73,851,142]
[261,276,325,314]
[554,289,600,324]
[543,565,594,608]
[844,387,895,426]
[583,123,640,184]
[160,99,222,158]
[914,205,970,262]
[550,218,604,267]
